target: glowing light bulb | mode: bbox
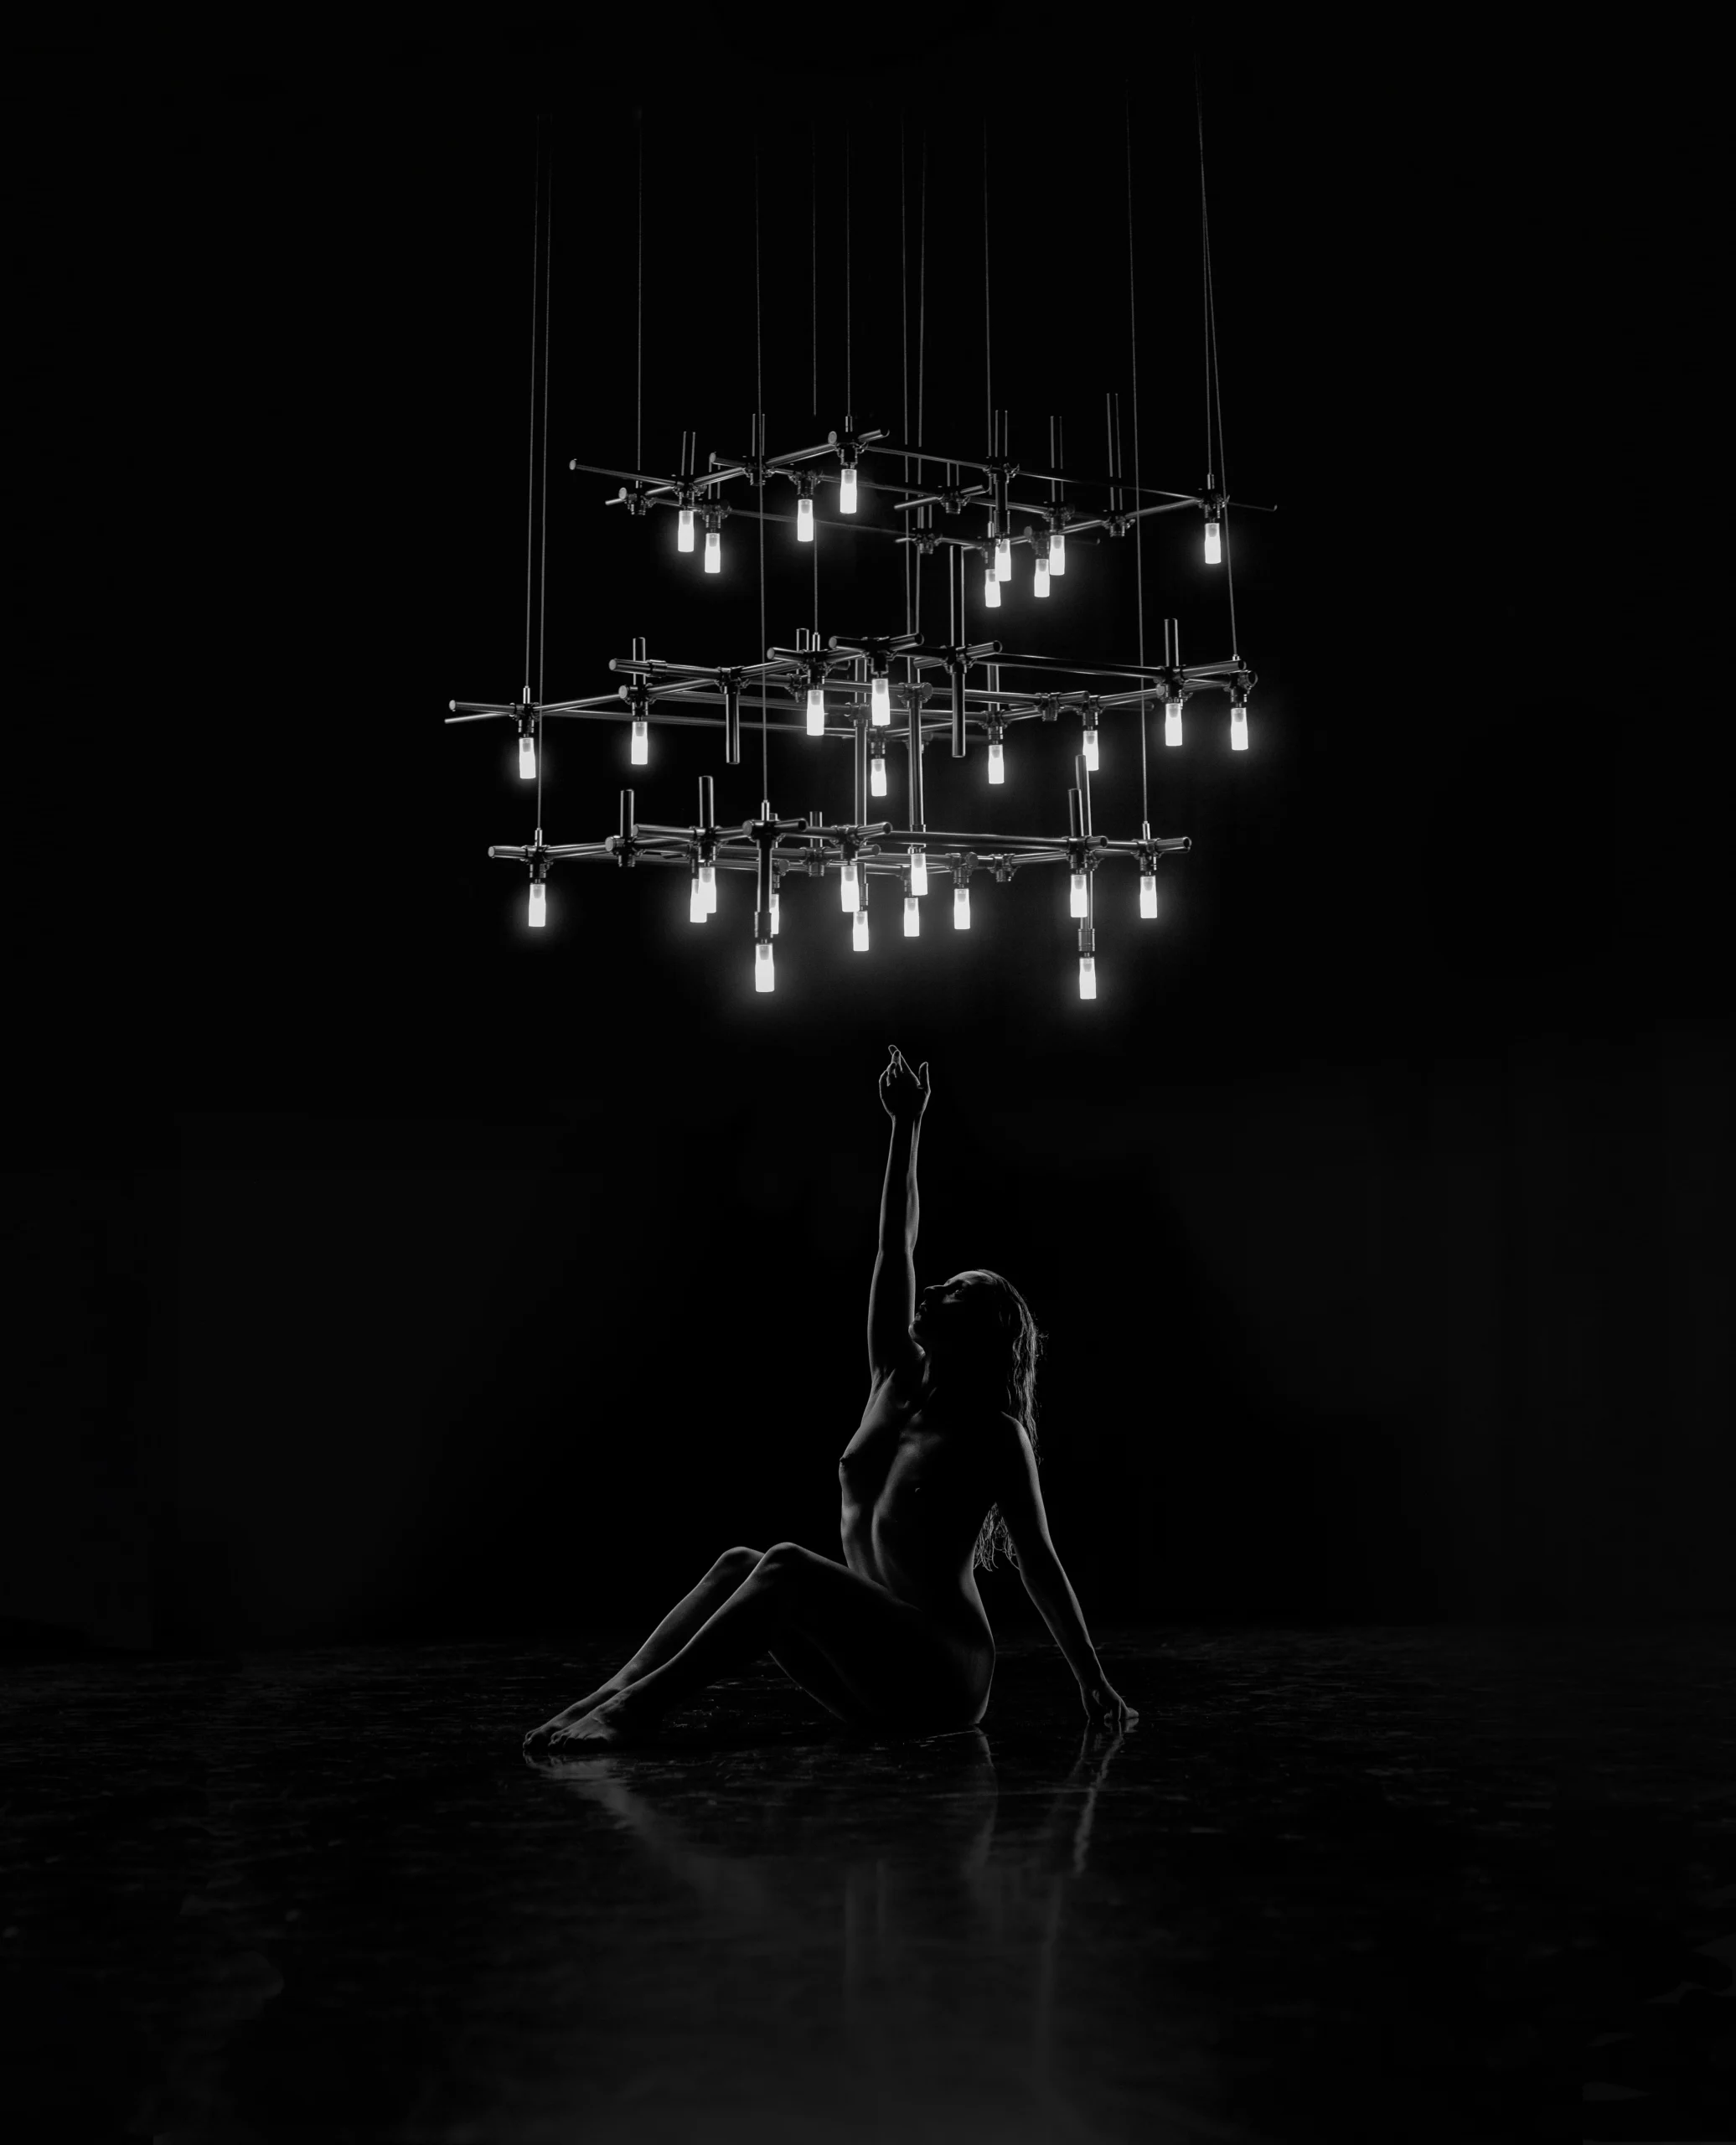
[840,465,858,514]
[904,894,920,937]
[1140,870,1158,919]
[1079,954,1097,1000]
[988,739,1005,784]
[1070,869,1088,918]
[704,526,721,572]
[852,907,870,952]
[995,536,1012,582]
[953,885,971,929]
[770,888,780,935]
[519,731,536,780]
[690,869,706,923]
[908,847,927,897]
[984,567,1000,609]
[1051,529,1067,576]
[807,685,826,737]
[840,858,859,912]
[678,507,695,553]
[755,941,775,992]
[528,880,546,928]
[1033,558,1051,597]
[630,717,648,765]
[1230,701,1248,752]
[1204,516,1222,566]
[870,750,887,798]
[1082,726,1099,773]
[871,675,891,726]
[797,494,814,541]
[1165,700,1183,748]
[700,861,717,914]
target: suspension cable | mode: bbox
[916,127,927,636]
[755,139,768,799]
[1196,64,1237,656]
[811,121,818,417]
[1126,101,1149,828]
[901,118,911,638]
[844,127,852,416]
[523,119,542,703]
[983,120,993,452]
[537,157,553,714]
[636,109,643,473]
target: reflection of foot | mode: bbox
[523,1679,626,1754]
[547,1691,658,1750]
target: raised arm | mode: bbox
[868,1045,930,1383]
[990,1414,1139,1731]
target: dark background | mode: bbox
[9,13,1728,1654]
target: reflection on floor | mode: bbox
[6,1626,1733,2142]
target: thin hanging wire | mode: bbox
[755,141,768,800]
[844,127,852,417]
[811,121,818,416]
[636,110,643,473]
[983,121,993,452]
[523,119,543,704]
[1196,64,1237,657]
[901,118,911,639]
[916,127,927,637]
[537,160,553,712]
[1126,101,1149,828]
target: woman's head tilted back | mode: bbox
[914,1268,1045,1570]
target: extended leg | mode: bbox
[524,1546,762,1752]
[548,1543,992,1748]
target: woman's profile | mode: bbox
[524,1045,1136,1750]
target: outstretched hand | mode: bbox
[1081,1679,1139,1732]
[879,1044,931,1124]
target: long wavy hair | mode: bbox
[958,1270,1045,1573]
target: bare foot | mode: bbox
[523,1677,627,1755]
[545,1690,658,1750]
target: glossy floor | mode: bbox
[6,1626,1733,2142]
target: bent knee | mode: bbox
[715,1546,763,1580]
[756,1540,809,1574]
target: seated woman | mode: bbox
[524,1045,1136,1751]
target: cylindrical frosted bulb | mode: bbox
[987,739,1005,784]
[770,888,780,935]
[870,675,891,725]
[870,752,887,798]
[984,567,1000,609]
[1051,529,1067,576]
[852,908,870,952]
[797,494,814,541]
[840,859,859,912]
[519,732,536,780]
[840,465,858,514]
[1082,726,1099,772]
[700,861,717,914]
[904,894,920,937]
[1230,705,1249,752]
[806,685,825,737]
[1033,558,1051,598]
[630,717,648,765]
[1165,703,1183,748]
[1204,517,1222,566]
[995,536,1012,583]
[755,941,775,992]
[1139,870,1158,919]
[1070,869,1088,918]
[528,880,546,928]
[953,885,971,929]
[1078,954,1097,1000]
[678,507,695,553]
[908,847,927,897]
[690,871,706,923]
[704,527,721,572]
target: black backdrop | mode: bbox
[9,14,1729,1652]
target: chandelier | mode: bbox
[447,106,1266,1003]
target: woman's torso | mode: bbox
[838,1367,998,1651]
